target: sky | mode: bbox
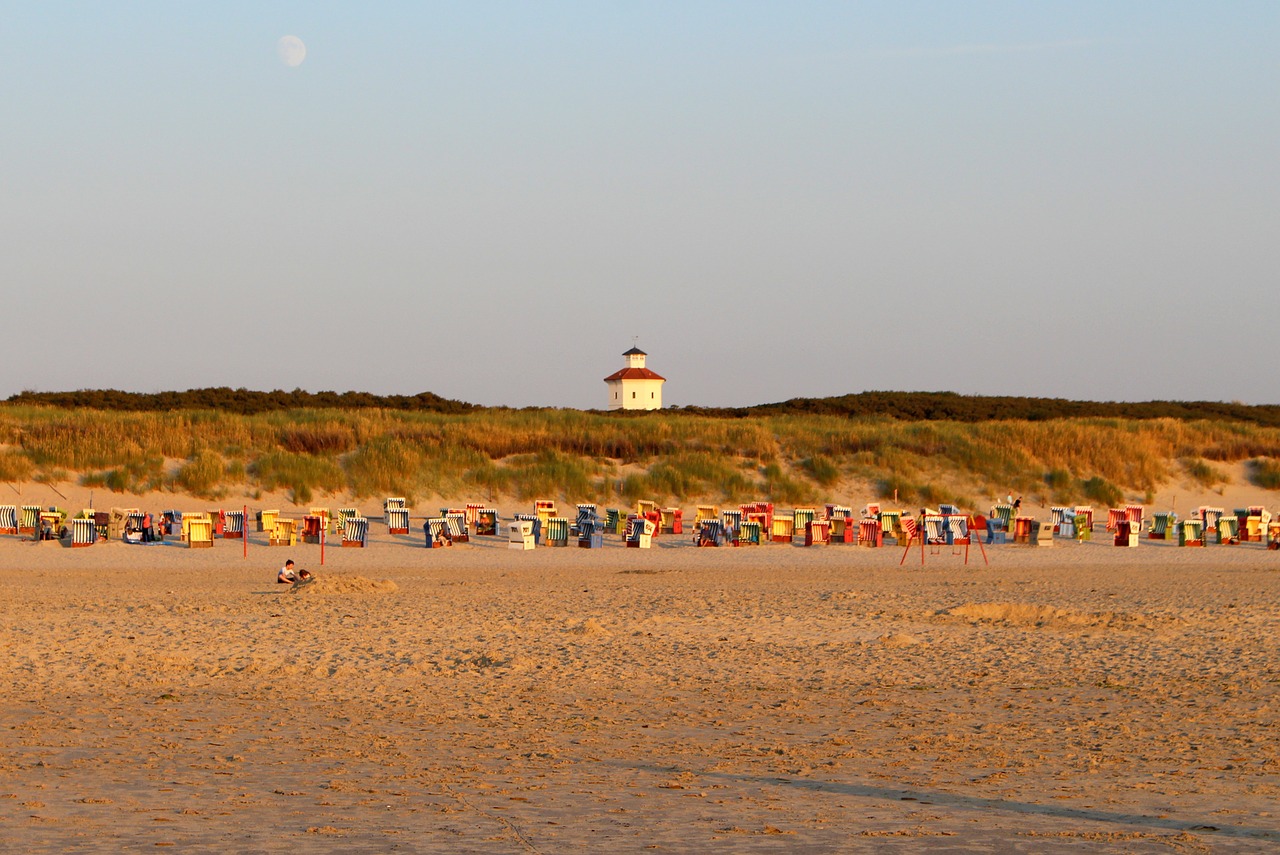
[1,2,1276,408]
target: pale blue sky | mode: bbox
[1,2,1276,407]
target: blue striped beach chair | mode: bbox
[514,513,541,544]
[738,520,762,546]
[696,519,723,546]
[625,517,655,548]
[342,516,368,547]
[577,517,604,548]
[222,509,245,538]
[424,517,451,548]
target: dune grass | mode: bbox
[4,404,1280,507]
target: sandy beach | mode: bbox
[1,517,1277,853]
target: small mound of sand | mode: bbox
[294,575,397,595]
[878,633,926,648]
[937,602,1146,630]
[568,618,611,636]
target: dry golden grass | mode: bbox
[2,404,1280,506]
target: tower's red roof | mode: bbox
[603,367,666,382]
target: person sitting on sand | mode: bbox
[277,560,313,584]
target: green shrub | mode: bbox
[174,450,226,499]
[802,455,841,488]
[1248,458,1280,490]
[1182,457,1226,489]
[1081,476,1122,508]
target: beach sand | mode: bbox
[1,520,1277,852]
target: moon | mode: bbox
[277,35,307,67]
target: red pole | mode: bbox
[320,517,325,566]
[243,504,248,559]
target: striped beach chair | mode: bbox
[386,507,410,535]
[605,508,624,535]
[720,509,742,542]
[944,515,970,545]
[424,518,452,548]
[514,513,541,544]
[383,497,406,525]
[899,515,918,545]
[1178,519,1205,546]
[535,501,558,531]
[737,520,762,546]
[1074,506,1094,532]
[19,505,40,535]
[792,509,817,544]
[1050,506,1070,532]
[475,508,499,536]
[577,515,604,548]
[804,519,831,546]
[1125,504,1145,529]
[1012,516,1035,544]
[308,508,332,533]
[696,519,723,546]
[1198,506,1225,530]
[636,499,657,518]
[1149,512,1174,540]
[222,509,245,539]
[857,518,882,547]
[187,518,214,548]
[1106,508,1126,532]
[259,509,279,533]
[742,502,774,533]
[545,517,570,547]
[694,505,719,530]
[508,519,535,550]
[1216,515,1239,545]
[990,504,1015,534]
[575,504,599,533]
[625,517,655,548]
[72,517,97,547]
[0,505,17,535]
[181,512,209,542]
[770,513,794,543]
[445,512,469,543]
[337,508,359,532]
[269,518,297,547]
[342,516,368,547]
[465,503,484,529]
[923,515,947,545]
[879,510,904,544]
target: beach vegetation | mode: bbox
[1081,476,1123,509]
[1182,457,1227,489]
[4,400,1280,508]
[1247,458,1280,490]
